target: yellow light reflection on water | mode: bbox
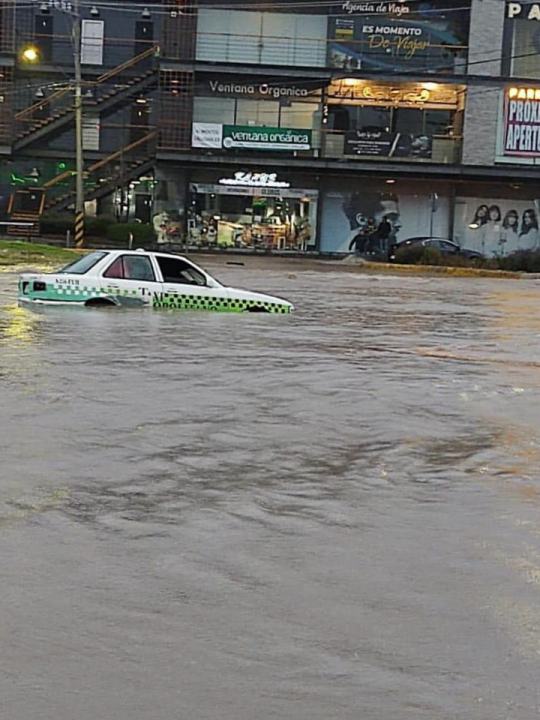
[0,303,40,345]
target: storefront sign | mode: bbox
[203,79,312,100]
[507,2,540,20]
[190,182,318,200]
[192,123,312,152]
[345,130,432,158]
[341,1,411,15]
[222,126,311,151]
[218,172,290,188]
[503,88,540,156]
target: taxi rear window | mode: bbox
[58,251,108,275]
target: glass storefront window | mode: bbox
[280,102,319,130]
[236,99,279,126]
[394,108,424,134]
[510,20,540,78]
[193,96,320,130]
[328,105,454,136]
[196,9,327,67]
[187,181,318,252]
[425,110,454,136]
[193,97,235,124]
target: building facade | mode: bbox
[1,0,540,257]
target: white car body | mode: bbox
[18,249,293,314]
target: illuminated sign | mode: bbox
[218,172,291,188]
[503,87,540,156]
[507,2,540,20]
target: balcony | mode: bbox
[183,122,462,165]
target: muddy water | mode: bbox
[1,259,539,719]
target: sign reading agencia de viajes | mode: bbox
[340,1,411,15]
[507,2,540,19]
[504,88,540,156]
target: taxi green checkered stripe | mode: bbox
[26,283,291,313]
[33,284,141,302]
[152,293,291,313]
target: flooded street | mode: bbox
[1,259,540,719]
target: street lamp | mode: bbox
[24,0,85,245]
[20,45,40,63]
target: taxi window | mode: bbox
[103,257,124,278]
[104,255,156,281]
[157,256,206,286]
[58,251,108,275]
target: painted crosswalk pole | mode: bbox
[74,212,85,248]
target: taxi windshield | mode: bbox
[58,251,109,275]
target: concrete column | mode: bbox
[462,0,506,166]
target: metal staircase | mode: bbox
[14,47,157,151]
[42,131,157,213]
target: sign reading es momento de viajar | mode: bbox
[328,0,469,74]
[504,88,540,156]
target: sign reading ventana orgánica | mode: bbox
[222,126,311,151]
[504,89,540,156]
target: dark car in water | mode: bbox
[388,237,484,262]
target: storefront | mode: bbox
[191,75,323,158]
[319,177,452,254]
[324,78,465,164]
[187,170,319,252]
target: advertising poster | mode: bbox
[345,130,432,158]
[454,197,540,257]
[503,90,540,157]
[319,186,449,254]
[328,1,469,73]
[192,122,223,149]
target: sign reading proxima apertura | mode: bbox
[504,88,540,156]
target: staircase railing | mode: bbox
[42,131,157,210]
[14,46,158,140]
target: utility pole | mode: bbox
[72,0,85,247]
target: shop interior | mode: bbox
[187,183,318,251]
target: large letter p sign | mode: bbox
[507,2,522,18]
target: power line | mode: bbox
[15,0,474,16]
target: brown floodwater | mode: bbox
[1,258,539,719]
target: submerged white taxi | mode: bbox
[18,249,293,314]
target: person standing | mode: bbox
[375,216,392,257]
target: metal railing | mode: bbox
[14,46,158,141]
[183,127,463,165]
